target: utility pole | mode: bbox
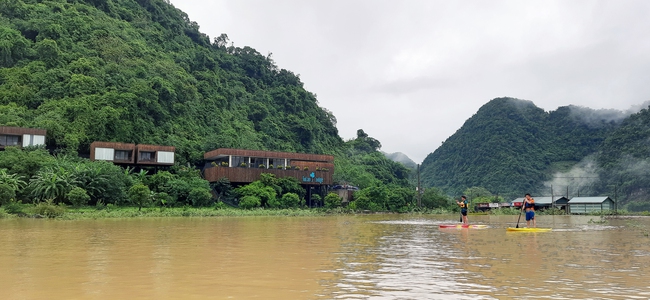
[614,184,618,214]
[417,164,421,207]
[551,185,554,209]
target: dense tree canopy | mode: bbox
[420,98,621,200]
[0,0,415,211]
[0,0,343,163]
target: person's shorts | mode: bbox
[461,209,467,216]
[525,211,535,221]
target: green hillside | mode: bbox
[0,0,413,202]
[0,0,342,163]
[596,106,650,209]
[420,97,620,199]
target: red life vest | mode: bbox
[524,199,535,209]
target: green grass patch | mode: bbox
[57,206,330,219]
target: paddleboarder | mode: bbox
[523,193,536,228]
[456,195,469,225]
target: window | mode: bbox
[269,158,286,168]
[251,157,266,168]
[95,148,114,160]
[114,150,132,161]
[139,151,155,162]
[157,151,174,163]
[0,135,20,146]
[231,156,247,167]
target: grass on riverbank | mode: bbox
[0,201,462,220]
[0,201,639,220]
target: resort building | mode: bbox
[0,126,46,149]
[135,144,175,165]
[90,141,175,166]
[203,148,334,186]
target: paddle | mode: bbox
[457,197,463,223]
[515,204,524,228]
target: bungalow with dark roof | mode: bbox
[0,126,46,149]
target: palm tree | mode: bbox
[30,168,78,203]
[0,168,27,191]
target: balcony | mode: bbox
[204,166,332,185]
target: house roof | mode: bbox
[568,197,612,204]
[204,148,334,162]
[534,197,569,205]
[511,197,568,204]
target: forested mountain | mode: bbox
[0,0,342,163]
[419,97,623,200]
[595,106,650,210]
[0,0,412,192]
[382,151,417,169]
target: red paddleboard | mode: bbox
[439,224,488,229]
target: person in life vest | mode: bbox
[523,193,536,228]
[456,195,469,225]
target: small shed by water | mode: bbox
[568,197,615,214]
[535,197,569,211]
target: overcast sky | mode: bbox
[168,0,650,163]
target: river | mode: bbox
[1,214,649,299]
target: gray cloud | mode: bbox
[169,0,650,163]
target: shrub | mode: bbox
[277,177,305,199]
[303,167,309,171]
[188,188,213,207]
[166,177,211,206]
[154,192,172,207]
[0,207,9,219]
[214,201,228,209]
[220,162,228,167]
[0,183,16,206]
[235,181,277,208]
[279,192,303,208]
[128,183,152,211]
[239,162,247,167]
[67,187,90,207]
[148,171,175,193]
[259,164,265,168]
[324,192,342,208]
[4,199,24,214]
[32,199,66,218]
[239,195,261,209]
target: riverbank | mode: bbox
[0,202,460,220]
[0,202,633,220]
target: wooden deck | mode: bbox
[204,166,333,185]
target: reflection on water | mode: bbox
[1,215,650,299]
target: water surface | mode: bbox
[1,214,648,299]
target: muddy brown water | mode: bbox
[1,215,649,299]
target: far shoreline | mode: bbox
[0,205,638,220]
